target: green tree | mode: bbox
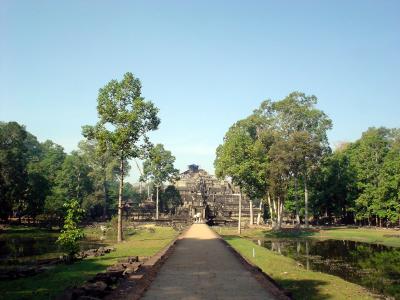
[39,140,66,186]
[25,133,49,220]
[45,152,92,222]
[0,122,28,220]
[268,92,332,227]
[377,137,400,225]
[215,92,331,230]
[56,199,85,263]
[347,128,391,225]
[215,116,267,201]
[83,72,160,242]
[160,185,182,214]
[78,139,120,219]
[141,144,179,219]
[309,146,357,224]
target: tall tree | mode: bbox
[0,122,29,220]
[78,139,120,218]
[83,72,160,242]
[215,116,268,229]
[141,144,179,219]
[215,92,331,229]
[45,152,92,221]
[378,139,400,226]
[347,127,391,225]
[25,133,49,219]
[269,92,332,227]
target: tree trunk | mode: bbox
[156,185,159,220]
[249,200,253,226]
[294,177,300,227]
[277,197,283,229]
[276,198,281,230]
[304,180,309,228]
[238,193,242,235]
[103,180,108,219]
[117,158,124,243]
[256,201,262,225]
[147,182,150,199]
[267,192,275,228]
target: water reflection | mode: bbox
[0,237,106,264]
[255,238,400,299]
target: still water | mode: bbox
[0,237,106,264]
[254,238,400,298]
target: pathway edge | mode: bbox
[214,228,292,300]
[105,226,190,300]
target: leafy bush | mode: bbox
[56,199,85,263]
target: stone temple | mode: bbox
[131,164,262,225]
[174,164,261,225]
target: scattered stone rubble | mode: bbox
[57,255,148,300]
[77,246,116,259]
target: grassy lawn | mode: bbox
[221,234,376,300]
[0,225,59,239]
[0,225,178,300]
[217,226,400,248]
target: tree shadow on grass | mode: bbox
[0,253,127,300]
[278,279,330,300]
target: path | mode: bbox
[141,224,277,300]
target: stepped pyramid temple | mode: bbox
[174,164,261,225]
[132,164,261,225]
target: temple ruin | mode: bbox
[132,164,261,225]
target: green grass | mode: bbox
[0,225,178,300]
[222,234,375,300]
[0,225,59,239]
[218,226,400,248]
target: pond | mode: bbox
[0,236,107,264]
[254,238,400,299]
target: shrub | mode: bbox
[56,199,85,263]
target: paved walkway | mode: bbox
[141,224,276,300]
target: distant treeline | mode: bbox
[305,127,400,226]
[0,121,153,223]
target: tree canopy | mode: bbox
[83,72,160,241]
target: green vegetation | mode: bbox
[214,92,332,230]
[141,144,179,220]
[222,235,375,300]
[218,226,400,248]
[214,93,400,228]
[0,225,59,239]
[0,118,144,224]
[0,226,178,300]
[56,200,85,262]
[83,72,160,242]
[0,73,182,243]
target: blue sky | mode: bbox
[1,1,399,182]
